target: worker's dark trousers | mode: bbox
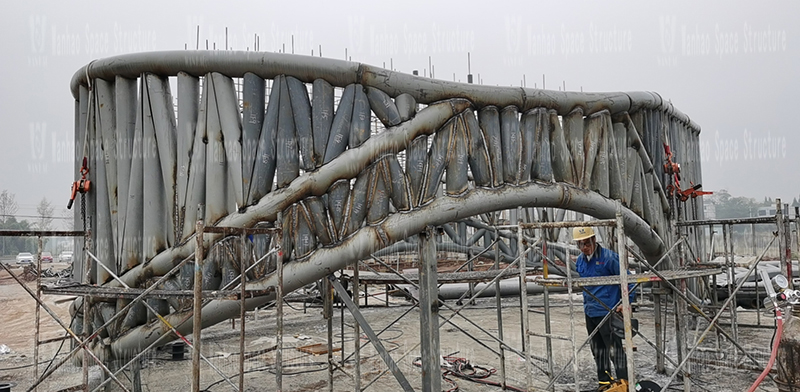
[585,314,628,383]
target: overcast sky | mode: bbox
[1,0,797,221]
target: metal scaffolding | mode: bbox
[2,199,797,391]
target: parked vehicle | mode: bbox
[713,261,800,308]
[41,252,53,263]
[16,252,34,264]
[59,251,73,262]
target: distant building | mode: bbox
[757,206,777,217]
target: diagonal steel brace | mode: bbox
[328,274,414,392]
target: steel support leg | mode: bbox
[616,205,636,392]
[192,218,204,392]
[325,277,334,392]
[419,227,441,392]
[493,233,507,389]
[354,266,361,391]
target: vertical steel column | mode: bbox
[518,220,533,390]
[132,357,142,392]
[239,233,246,391]
[754,221,762,326]
[778,201,792,290]
[341,287,345,366]
[653,210,665,375]
[723,224,736,342]
[354,265,361,391]
[493,230,507,389]
[712,225,721,351]
[463,220,474,305]
[654,285,664,373]
[616,204,636,392]
[729,224,739,342]
[83,222,92,391]
[419,226,441,392]
[467,247,475,305]
[276,239,285,392]
[541,228,554,391]
[192,215,204,392]
[674,203,690,392]
[324,276,333,392]
[565,229,579,390]
[795,206,800,290]
[33,235,43,392]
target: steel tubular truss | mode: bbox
[1,49,733,390]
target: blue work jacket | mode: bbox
[576,244,635,318]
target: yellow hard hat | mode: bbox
[573,226,595,241]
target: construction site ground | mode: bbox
[0,263,785,392]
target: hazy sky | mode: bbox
[1,0,798,222]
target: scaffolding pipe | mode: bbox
[493,231,507,389]
[617,204,636,391]
[661,234,778,389]
[419,227,441,392]
[192,218,203,392]
[0,262,130,392]
[33,235,42,392]
[354,263,361,392]
[518,220,534,390]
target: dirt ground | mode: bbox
[0,265,787,392]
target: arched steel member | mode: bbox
[107,182,664,358]
[71,51,698,126]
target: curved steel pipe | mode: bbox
[99,98,471,290]
[71,51,700,131]
[108,181,664,358]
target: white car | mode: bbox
[59,251,73,262]
[16,252,34,264]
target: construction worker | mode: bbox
[573,226,634,391]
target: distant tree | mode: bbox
[711,189,760,219]
[61,208,74,231]
[1,217,34,254]
[36,197,54,231]
[0,190,20,255]
[35,197,55,249]
[0,190,18,226]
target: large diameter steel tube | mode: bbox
[70,51,700,132]
[108,181,665,359]
[99,99,472,292]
